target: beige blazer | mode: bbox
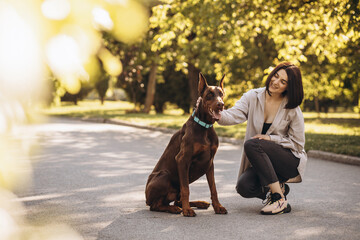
[218,87,307,183]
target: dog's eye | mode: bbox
[206,92,214,100]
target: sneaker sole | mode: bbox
[260,203,292,215]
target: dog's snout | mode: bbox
[217,102,224,109]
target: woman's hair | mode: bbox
[265,62,304,109]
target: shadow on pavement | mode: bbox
[20,118,360,240]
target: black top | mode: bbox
[261,123,272,134]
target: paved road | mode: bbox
[18,118,360,240]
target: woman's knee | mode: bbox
[244,138,260,154]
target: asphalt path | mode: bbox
[18,117,360,240]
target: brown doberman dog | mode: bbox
[145,73,227,217]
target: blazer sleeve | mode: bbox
[217,91,249,126]
[269,107,305,153]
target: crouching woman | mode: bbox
[217,62,307,215]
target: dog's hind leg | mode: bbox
[145,170,169,206]
[146,171,182,214]
[150,199,182,214]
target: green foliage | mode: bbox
[95,74,110,105]
[102,26,162,108]
[149,0,360,111]
[305,133,360,156]
[102,32,144,105]
[155,64,191,113]
[59,82,93,105]
[87,0,360,113]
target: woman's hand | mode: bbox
[251,134,270,141]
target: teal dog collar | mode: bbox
[192,111,213,129]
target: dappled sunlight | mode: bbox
[102,190,145,202]
[14,118,170,237]
[217,183,238,195]
[17,192,73,203]
[330,211,360,219]
[218,144,240,151]
[15,118,360,239]
[305,122,360,135]
[17,118,243,238]
[215,159,236,165]
[292,227,326,239]
[0,0,352,237]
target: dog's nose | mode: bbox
[217,102,224,109]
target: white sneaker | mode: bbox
[260,193,291,215]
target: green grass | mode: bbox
[40,100,360,157]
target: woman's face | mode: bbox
[269,69,288,95]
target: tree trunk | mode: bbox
[357,88,360,115]
[131,81,137,109]
[143,63,157,113]
[187,63,200,109]
[314,96,320,116]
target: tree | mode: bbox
[150,0,360,112]
[95,73,110,105]
[102,1,162,113]
[155,63,191,113]
[143,62,158,112]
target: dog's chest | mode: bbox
[192,141,217,157]
[188,142,217,179]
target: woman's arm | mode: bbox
[217,91,250,126]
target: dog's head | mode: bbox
[198,73,225,122]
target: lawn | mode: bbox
[40,100,360,157]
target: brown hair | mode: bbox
[265,62,304,109]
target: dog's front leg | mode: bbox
[175,143,196,217]
[206,162,227,214]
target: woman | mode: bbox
[217,62,307,215]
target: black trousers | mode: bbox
[236,138,300,200]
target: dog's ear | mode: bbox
[219,74,225,91]
[198,72,208,96]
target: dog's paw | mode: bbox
[213,204,228,214]
[182,208,196,217]
[169,206,182,214]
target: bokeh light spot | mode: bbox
[41,0,71,20]
[92,7,113,31]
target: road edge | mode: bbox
[307,150,360,166]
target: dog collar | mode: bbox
[192,111,213,129]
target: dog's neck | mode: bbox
[193,97,214,126]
